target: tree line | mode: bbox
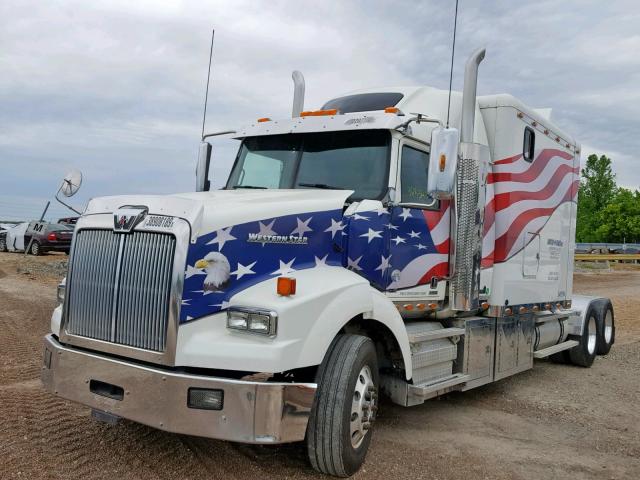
[576,154,640,243]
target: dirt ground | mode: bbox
[1,252,639,480]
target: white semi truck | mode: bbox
[42,48,615,477]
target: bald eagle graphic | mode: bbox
[194,252,231,292]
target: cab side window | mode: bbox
[401,145,434,206]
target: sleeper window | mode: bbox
[401,146,434,205]
[523,127,535,162]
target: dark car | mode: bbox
[25,223,74,255]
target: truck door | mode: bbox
[386,140,450,291]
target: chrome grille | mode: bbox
[66,229,176,352]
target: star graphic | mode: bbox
[231,261,257,279]
[391,235,406,245]
[315,254,329,267]
[415,243,428,250]
[258,219,277,236]
[399,208,412,221]
[360,228,383,243]
[185,264,206,279]
[211,301,230,309]
[375,254,392,273]
[271,258,296,276]
[291,217,313,237]
[324,219,345,239]
[347,256,363,271]
[352,213,370,221]
[384,223,399,231]
[191,289,213,296]
[181,299,191,306]
[206,227,236,250]
[409,230,421,238]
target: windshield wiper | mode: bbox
[233,185,267,189]
[298,182,341,190]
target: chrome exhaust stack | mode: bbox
[450,48,490,311]
[291,70,305,117]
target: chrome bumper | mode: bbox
[41,335,316,444]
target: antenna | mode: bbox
[446,0,459,128]
[201,29,215,140]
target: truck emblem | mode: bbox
[247,233,308,245]
[113,206,148,233]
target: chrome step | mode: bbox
[407,327,466,343]
[408,373,470,398]
[533,340,579,358]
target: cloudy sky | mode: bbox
[1,0,639,221]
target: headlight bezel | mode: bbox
[226,307,278,337]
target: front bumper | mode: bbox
[41,335,316,444]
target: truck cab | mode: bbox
[41,49,614,477]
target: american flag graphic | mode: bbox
[482,148,579,266]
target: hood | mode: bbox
[85,189,352,323]
[84,189,353,242]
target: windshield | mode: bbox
[226,130,390,201]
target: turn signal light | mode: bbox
[277,277,296,296]
[403,304,414,311]
[439,154,447,172]
[300,109,338,117]
[416,303,426,310]
[428,303,438,310]
[257,117,271,123]
[481,302,489,310]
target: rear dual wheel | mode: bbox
[307,334,379,477]
[596,301,615,355]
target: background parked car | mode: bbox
[0,222,73,255]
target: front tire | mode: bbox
[0,237,7,252]
[568,307,598,367]
[307,334,379,477]
[596,301,615,355]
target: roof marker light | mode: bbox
[300,109,338,117]
[257,117,271,123]
[384,107,399,114]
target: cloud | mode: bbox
[1,0,638,221]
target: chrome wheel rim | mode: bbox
[350,365,376,449]
[587,316,597,354]
[604,310,613,344]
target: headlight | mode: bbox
[57,277,66,304]
[226,307,277,336]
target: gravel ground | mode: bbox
[1,251,639,479]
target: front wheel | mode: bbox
[306,334,379,477]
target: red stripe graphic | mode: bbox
[493,153,522,166]
[423,200,449,230]
[483,164,579,235]
[488,149,573,185]
[418,261,449,285]
[492,179,578,262]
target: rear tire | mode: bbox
[568,307,598,367]
[30,241,41,256]
[306,334,379,477]
[596,301,615,355]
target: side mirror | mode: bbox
[196,142,212,192]
[427,127,459,199]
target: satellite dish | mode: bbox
[61,169,82,197]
